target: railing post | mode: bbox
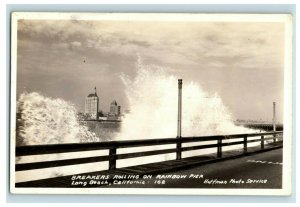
[244,136,248,154]
[176,140,182,160]
[217,138,222,158]
[109,147,117,170]
[261,135,264,150]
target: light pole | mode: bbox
[273,102,277,142]
[177,79,182,160]
[273,102,276,132]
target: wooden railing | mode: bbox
[15,131,283,172]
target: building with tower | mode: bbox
[84,87,99,120]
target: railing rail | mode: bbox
[15,131,283,172]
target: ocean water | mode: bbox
[84,121,121,142]
[15,59,258,182]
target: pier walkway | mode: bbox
[108,147,283,189]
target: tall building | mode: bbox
[85,87,99,120]
[110,100,120,115]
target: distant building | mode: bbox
[85,87,99,120]
[110,100,121,116]
[118,106,121,116]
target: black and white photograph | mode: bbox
[10,12,292,195]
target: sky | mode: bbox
[16,17,285,123]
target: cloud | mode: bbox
[17,20,283,73]
[16,19,285,121]
[18,19,96,41]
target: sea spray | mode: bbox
[17,92,99,145]
[15,92,107,183]
[118,59,255,140]
[116,59,258,167]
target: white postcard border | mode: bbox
[10,12,293,195]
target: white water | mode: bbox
[116,59,258,167]
[15,59,258,182]
[118,58,253,140]
[17,92,99,145]
[16,92,107,182]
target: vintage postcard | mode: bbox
[10,12,293,195]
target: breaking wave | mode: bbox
[118,58,255,140]
[16,92,98,146]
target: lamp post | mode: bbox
[273,102,276,142]
[177,79,182,160]
[273,102,276,132]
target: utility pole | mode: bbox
[95,86,99,120]
[273,102,276,142]
[273,102,276,132]
[177,79,182,160]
